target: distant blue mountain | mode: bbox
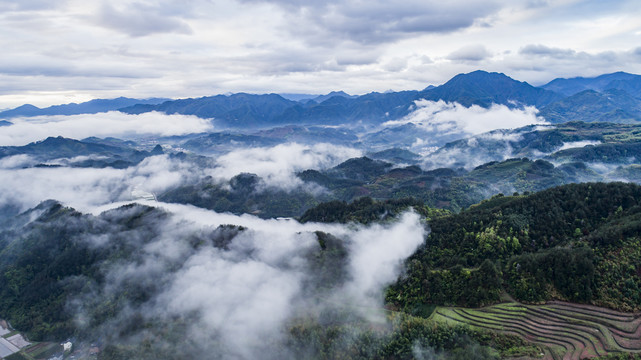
[0,104,41,118]
[117,71,566,128]
[418,70,563,108]
[539,89,641,123]
[278,93,319,101]
[121,93,298,127]
[6,70,641,129]
[278,91,356,103]
[0,136,138,158]
[310,91,357,103]
[0,136,165,169]
[271,90,419,126]
[541,72,641,97]
[0,120,11,126]
[0,97,169,119]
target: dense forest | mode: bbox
[298,182,641,315]
[2,182,641,359]
[382,182,641,313]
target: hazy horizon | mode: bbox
[1,0,640,108]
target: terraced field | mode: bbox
[432,301,641,360]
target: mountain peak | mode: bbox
[312,91,355,104]
[15,104,40,110]
[0,104,42,118]
[448,70,519,84]
[0,97,169,119]
[419,70,561,108]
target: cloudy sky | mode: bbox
[1,0,640,108]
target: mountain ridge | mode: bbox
[2,70,641,129]
[541,71,641,97]
[118,70,565,128]
[0,97,169,119]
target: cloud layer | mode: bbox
[210,143,362,189]
[75,201,426,358]
[0,111,213,146]
[384,100,547,141]
[0,141,360,213]
[0,155,204,212]
[1,0,640,108]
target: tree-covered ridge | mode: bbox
[385,182,641,313]
[161,154,623,219]
[299,197,445,224]
[2,182,641,359]
[0,202,167,340]
[299,182,641,313]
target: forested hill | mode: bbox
[302,182,641,313]
[2,182,641,359]
[392,182,641,313]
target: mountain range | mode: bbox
[3,70,641,360]
[0,97,168,118]
[3,71,641,128]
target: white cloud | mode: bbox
[0,155,205,212]
[419,127,538,170]
[239,0,501,45]
[0,141,362,213]
[90,201,426,358]
[1,0,640,108]
[447,45,492,62]
[337,212,426,318]
[558,140,602,151]
[210,143,362,189]
[384,100,547,139]
[95,2,193,37]
[0,111,213,146]
[0,154,36,168]
[0,141,363,214]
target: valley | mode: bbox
[1,70,641,359]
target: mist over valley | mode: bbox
[3,70,641,360]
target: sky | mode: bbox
[1,0,641,108]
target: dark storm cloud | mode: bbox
[0,0,63,11]
[240,0,501,45]
[517,45,640,65]
[95,2,193,37]
[1,0,640,107]
[0,62,155,78]
[519,44,577,58]
[447,45,492,62]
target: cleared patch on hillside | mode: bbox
[432,301,641,360]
